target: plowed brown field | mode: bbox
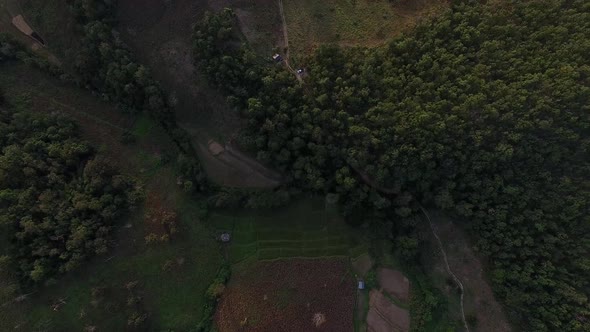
[215,259,355,332]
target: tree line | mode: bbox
[193,1,590,330]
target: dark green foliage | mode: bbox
[68,0,116,23]
[195,262,231,332]
[364,269,378,289]
[74,21,170,120]
[193,1,590,330]
[0,108,136,284]
[192,9,265,108]
[410,274,448,332]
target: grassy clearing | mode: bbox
[0,63,223,331]
[209,198,369,266]
[132,114,156,138]
[282,0,447,57]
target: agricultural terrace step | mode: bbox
[230,236,350,249]
[257,245,351,260]
[257,238,350,249]
[254,229,350,241]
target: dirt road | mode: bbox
[277,0,302,83]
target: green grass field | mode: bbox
[282,0,447,57]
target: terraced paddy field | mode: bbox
[209,198,366,332]
[210,198,369,265]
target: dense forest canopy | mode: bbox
[193,1,590,330]
[0,104,136,284]
[1,31,142,285]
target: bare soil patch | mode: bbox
[367,290,409,332]
[11,14,33,34]
[377,268,410,302]
[215,259,355,332]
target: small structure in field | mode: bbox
[220,232,231,243]
[272,53,283,62]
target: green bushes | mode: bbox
[409,283,444,331]
[195,263,231,332]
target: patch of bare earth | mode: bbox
[426,210,511,332]
[367,290,409,332]
[377,268,410,302]
[215,259,354,332]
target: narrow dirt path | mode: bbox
[277,0,302,83]
[419,206,469,332]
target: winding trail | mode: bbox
[419,206,469,332]
[277,0,302,83]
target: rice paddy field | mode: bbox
[210,198,369,265]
